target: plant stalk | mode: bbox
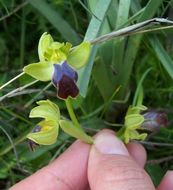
[65,97,81,128]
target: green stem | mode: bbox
[65,97,81,128]
[65,98,94,144]
[116,126,125,142]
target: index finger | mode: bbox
[10,140,91,190]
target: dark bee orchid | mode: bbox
[27,99,93,148]
[23,33,91,99]
[52,61,79,99]
[27,100,60,148]
[23,33,93,147]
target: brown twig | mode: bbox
[0,1,28,21]
[133,140,173,147]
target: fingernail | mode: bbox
[94,132,129,155]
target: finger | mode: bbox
[126,142,147,167]
[10,140,91,190]
[88,130,155,190]
[157,171,173,190]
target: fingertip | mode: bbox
[126,142,147,168]
[88,131,155,190]
[157,171,173,190]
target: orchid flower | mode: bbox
[118,105,148,144]
[23,33,91,99]
[27,99,60,149]
[27,99,93,149]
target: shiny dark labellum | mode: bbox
[52,61,79,99]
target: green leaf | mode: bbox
[117,0,163,98]
[38,32,53,62]
[59,120,93,144]
[145,164,164,186]
[92,46,117,101]
[23,61,54,81]
[30,100,60,122]
[116,0,131,29]
[78,0,112,97]
[27,120,59,145]
[149,35,173,79]
[28,0,80,45]
[67,42,91,69]
[132,68,152,106]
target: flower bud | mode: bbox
[141,111,168,131]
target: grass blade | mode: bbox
[116,0,164,98]
[78,0,112,97]
[29,0,80,44]
[149,35,173,79]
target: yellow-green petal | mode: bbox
[29,99,60,122]
[67,41,91,69]
[23,61,54,81]
[27,120,59,145]
[125,114,144,129]
[38,32,54,61]
[126,105,147,115]
[124,129,147,144]
[59,120,93,144]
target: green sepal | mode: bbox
[126,105,147,115]
[59,120,93,144]
[23,61,54,81]
[30,99,60,122]
[27,120,59,145]
[38,32,54,62]
[119,104,148,144]
[124,129,147,144]
[67,41,91,69]
[125,114,144,129]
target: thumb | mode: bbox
[88,130,155,190]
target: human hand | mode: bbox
[10,130,173,190]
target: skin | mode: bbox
[10,130,173,190]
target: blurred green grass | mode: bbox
[1,0,173,189]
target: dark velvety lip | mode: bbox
[28,139,39,151]
[57,75,79,99]
[52,61,79,99]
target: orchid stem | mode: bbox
[116,127,125,142]
[65,98,94,144]
[65,97,81,129]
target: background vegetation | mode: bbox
[1,0,173,189]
